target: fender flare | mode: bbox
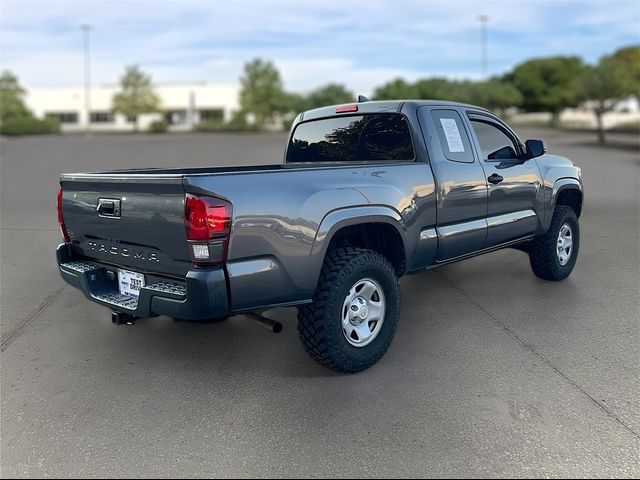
[305,206,407,291]
[553,178,582,200]
[545,178,583,229]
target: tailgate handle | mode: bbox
[97,198,121,217]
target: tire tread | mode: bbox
[297,247,399,373]
[529,206,579,281]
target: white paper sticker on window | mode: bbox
[439,118,465,153]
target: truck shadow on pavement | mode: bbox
[93,249,582,383]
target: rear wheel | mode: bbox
[529,206,580,281]
[297,247,400,373]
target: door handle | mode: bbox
[488,174,504,185]
[97,198,121,217]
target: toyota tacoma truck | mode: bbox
[56,99,583,372]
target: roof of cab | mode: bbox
[299,99,492,122]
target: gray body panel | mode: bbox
[416,105,489,259]
[60,175,192,277]
[464,109,546,245]
[58,100,582,317]
[184,162,437,308]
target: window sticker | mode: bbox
[439,118,465,153]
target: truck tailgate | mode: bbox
[60,174,191,277]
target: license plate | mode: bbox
[117,269,145,297]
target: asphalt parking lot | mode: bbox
[1,128,639,478]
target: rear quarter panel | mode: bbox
[184,163,436,311]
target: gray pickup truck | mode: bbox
[57,99,582,372]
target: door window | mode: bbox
[470,120,520,161]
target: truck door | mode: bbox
[418,107,488,261]
[465,112,543,247]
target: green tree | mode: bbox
[373,77,521,116]
[509,56,586,125]
[374,77,470,102]
[413,77,456,100]
[278,92,309,130]
[112,65,161,131]
[281,92,307,116]
[443,80,473,104]
[579,55,634,144]
[468,79,523,117]
[239,59,288,128]
[373,78,417,100]
[0,70,30,123]
[303,83,354,110]
[609,45,640,99]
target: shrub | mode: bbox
[196,112,258,132]
[148,120,168,133]
[196,119,226,132]
[226,112,258,131]
[0,115,60,136]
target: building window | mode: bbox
[165,110,187,125]
[46,112,79,124]
[126,115,136,123]
[90,111,114,123]
[199,109,224,123]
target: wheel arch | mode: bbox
[545,178,583,229]
[309,206,407,288]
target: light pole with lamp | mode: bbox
[80,23,92,134]
[478,15,489,80]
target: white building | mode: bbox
[510,96,640,130]
[25,82,240,132]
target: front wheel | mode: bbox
[297,247,400,373]
[529,206,580,281]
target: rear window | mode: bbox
[286,113,415,163]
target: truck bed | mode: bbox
[64,160,411,178]
[60,160,437,312]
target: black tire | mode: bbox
[297,247,400,373]
[529,206,580,281]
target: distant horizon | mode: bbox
[21,80,240,89]
[2,0,639,94]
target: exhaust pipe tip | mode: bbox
[246,313,283,333]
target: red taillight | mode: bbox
[336,104,358,113]
[185,194,231,240]
[57,187,70,242]
[185,194,232,265]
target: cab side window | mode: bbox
[470,120,520,161]
[430,110,474,163]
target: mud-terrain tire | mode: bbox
[297,247,400,373]
[529,206,580,281]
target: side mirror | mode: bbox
[525,139,545,159]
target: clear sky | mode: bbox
[1,0,638,94]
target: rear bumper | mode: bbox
[56,243,229,320]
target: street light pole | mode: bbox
[81,24,92,134]
[478,14,489,80]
